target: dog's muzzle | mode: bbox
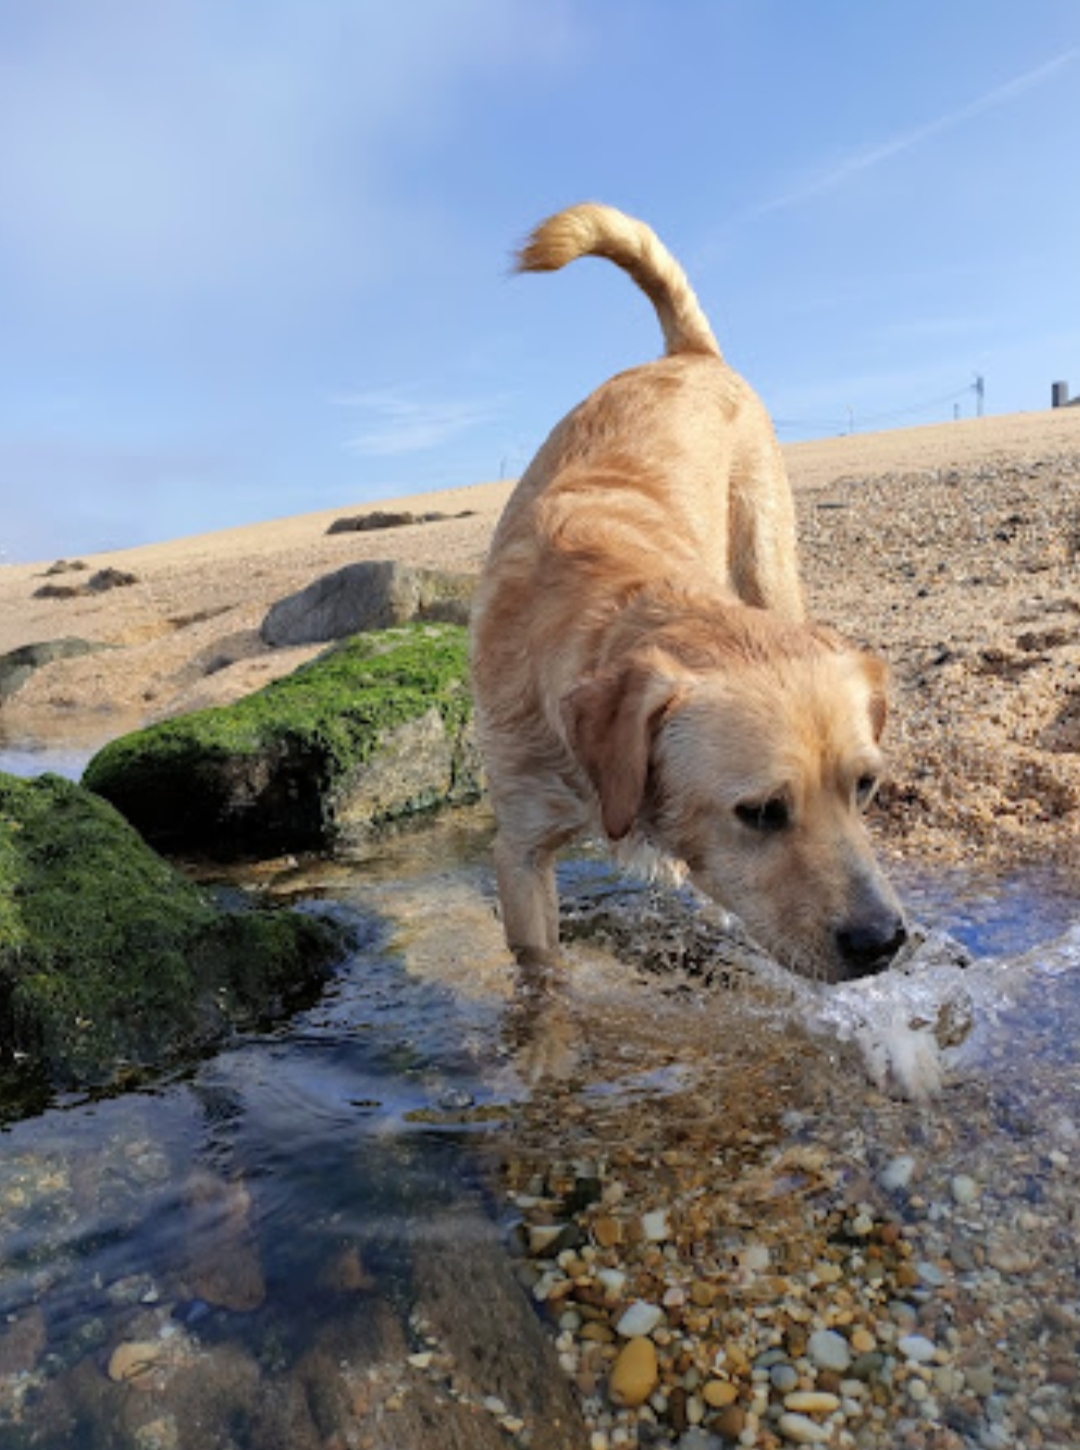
[834,913,908,978]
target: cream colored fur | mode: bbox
[471,203,905,983]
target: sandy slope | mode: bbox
[1,406,1078,872]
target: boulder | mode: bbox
[0,772,343,1088]
[260,559,475,647]
[31,568,138,600]
[326,507,476,534]
[0,637,108,703]
[83,623,481,857]
[326,508,418,533]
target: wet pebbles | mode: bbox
[501,1072,1080,1449]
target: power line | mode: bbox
[774,378,983,437]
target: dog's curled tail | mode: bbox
[515,202,720,359]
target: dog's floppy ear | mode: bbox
[561,663,682,840]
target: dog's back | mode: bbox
[479,203,802,622]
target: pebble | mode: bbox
[594,1215,623,1247]
[528,1224,565,1254]
[777,1410,831,1443]
[784,1391,841,1413]
[740,1242,771,1271]
[807,1328,852,1373]
[951,1173,979,1205]
[641,1209,670,1242]
[702,1380,739,1408]
[708,1406,745,1440]
[107,1340,166,1385]
[609,1337,659,1408]
[770,1363,800,1393]
[879,1155,916,1191]
[915,1260,947,1288]
[597,1268,627,1295]
[987,1241,1037,1274]
[896,1334,937,1363]
[615,1301,664,1338]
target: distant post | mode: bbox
[974,375,985,417]
[1052,381,1069,408]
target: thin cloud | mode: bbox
[754,46,1080,218]
[0,0,580,308]
[339,388,505,456]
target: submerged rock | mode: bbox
[0,771,343,1088]
[83,623,481,857]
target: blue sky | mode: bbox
[1,1,1078,563]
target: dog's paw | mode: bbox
[507,998,587,1085]
[502,950,588,1085]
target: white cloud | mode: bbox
[339,387,506,456]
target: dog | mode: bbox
[471,203,906,985]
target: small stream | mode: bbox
[2,746,1079,1447]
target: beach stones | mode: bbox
[615,1301,664,1338]
[807,1329,852,1374]
[107,1339,167,1385]
[608,1336,658,1407]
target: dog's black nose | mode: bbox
[835,915,907,976]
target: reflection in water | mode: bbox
[0,798,1078,1445]
[0,744,94,782]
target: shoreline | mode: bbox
[1,405,1078,877]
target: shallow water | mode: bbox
[0,743,94,782]
[2,757,1079,1444]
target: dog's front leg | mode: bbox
[494,832,560,961]
[494,830,586,1082]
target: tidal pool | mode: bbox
[1,763,1078,1446]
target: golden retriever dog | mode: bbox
[471,203,906,985]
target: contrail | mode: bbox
[755,46,1079,217]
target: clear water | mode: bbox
[0,743,94,782]
[1,753,1078,1444]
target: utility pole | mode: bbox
[974,375,985,418]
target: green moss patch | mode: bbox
[83,623,480,857]
[0,772,343,1088]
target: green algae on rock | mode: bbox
[0,772,343,1088]
[83,623,482,857]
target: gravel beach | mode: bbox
[2,405,1077,877]
[2,405,1079,1448]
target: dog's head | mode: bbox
[562,616,905,983]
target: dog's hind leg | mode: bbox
[728,427,805,620]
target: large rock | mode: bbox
[0,772,342,1088]
[260,560,475,647]
[83,623,482,857]
[0,637,107,703]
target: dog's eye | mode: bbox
[855,774,879,807]
[734,797,790,832]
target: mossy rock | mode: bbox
[83,623,481,858]
[0,772,343,1090]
